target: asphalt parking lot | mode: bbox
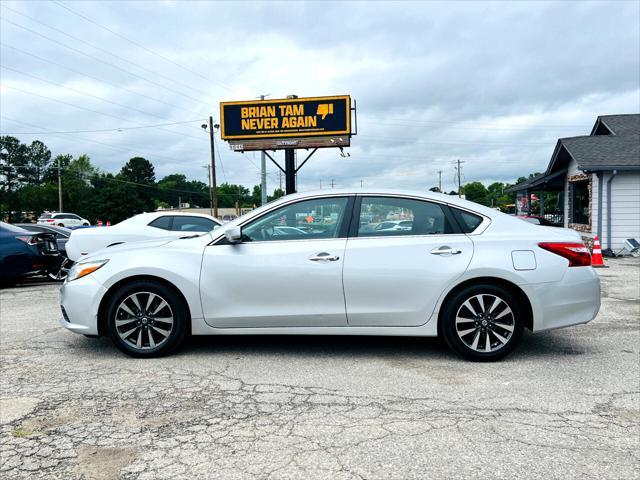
[0,259,638,480]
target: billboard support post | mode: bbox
[285,149,296,194]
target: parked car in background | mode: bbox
[0,222,62,286]
[38,212,90,228]
[516,215,560,227]
[60,189,600,361]
[16,224,73,281]
[65,212,222,262]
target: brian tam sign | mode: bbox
[220,95,351,140]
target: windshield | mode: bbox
[0,221,29,233]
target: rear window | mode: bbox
[0,222,29,233]
[451,208,483,233]
[148,216,172,230]
[39,214,52,219]
[172,216,216,232]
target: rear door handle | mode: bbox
[309,252,340,262]
[430,246,462,256]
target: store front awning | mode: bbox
[505,169,567,194]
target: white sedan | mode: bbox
[60,189,600,361]
[65,212,222,262]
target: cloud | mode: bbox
[1,0,638,197]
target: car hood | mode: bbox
[80,235,203,262]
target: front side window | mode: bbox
[242,197,349,242]
[148,216,172,230]
[172,216,216,232]
[358,197,453,237]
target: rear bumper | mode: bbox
[523,267,601,332]
[59,275,107,335]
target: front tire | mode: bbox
[105,280,188,358]
[441,284,524,361]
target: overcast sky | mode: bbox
[1,0,638,194]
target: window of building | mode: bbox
[570,181,589,225]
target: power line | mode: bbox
[0,42,202,116]
[360,118,588,130]
[357,134,550,147]
[0,4,216,100]
[0,119,205,135]
[0,65,204,131]
[52,0,234,93]
[0,16,211,108]
[0,115,201,165]
[1,83,206,142]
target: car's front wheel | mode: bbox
[441,284,524,361]
[105,280,188,357]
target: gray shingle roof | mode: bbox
[596,114,640,137]
[560,134,639,170]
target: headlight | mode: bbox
[66,259,109,282]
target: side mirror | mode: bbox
[224,226,242,244]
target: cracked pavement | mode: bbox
[1,258,638,479]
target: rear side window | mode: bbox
[172,216,215,232]
[148,216,172,230]
[451,208,483,233]
[358,197,454,236]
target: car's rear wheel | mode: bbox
[57,223,65,227]
[441,284,524,361]
[105,280,188,358]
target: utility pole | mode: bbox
[57,155,63,212]
[360,179,364,188]
[208,116,218,218]
[202,165,213,216]
[331,179,335,189]
[259,94,269,205]
[437,170,442,192]
[455,160,464,198]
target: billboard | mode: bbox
[220,95,351,141]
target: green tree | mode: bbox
[0,136,29,221]
[268,187,285,202]
[462,182,489,206]
[119,157,156,212]
[217,183,250,208]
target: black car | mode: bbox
[0,222,63,286]
[16,223,71,256]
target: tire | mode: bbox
[441,284,524,361]
[57,223,65,227]
[105,280,188,358]
[82,222,89,226]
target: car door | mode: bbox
[343,195,475,327]
[200,196,354,328]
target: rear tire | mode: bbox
[57,223,65,227]
[105,280,188,358]
[441,284,524,361]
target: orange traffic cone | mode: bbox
[97,220,103,227]
[591,236,607,268]
[106,220,111,226]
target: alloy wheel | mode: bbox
[455,294,515,353]
[114,292,174,350]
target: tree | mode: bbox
[0,136,29,221]
[217,183,250,208]
[268,187,285,202]
[119,157,156,212]
[462,182,489,206]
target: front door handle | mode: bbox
[309,252,340,262]
[430,246,463,256]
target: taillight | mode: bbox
[16,235,38,245]
[46,219,55,223]
[538,242,591,267]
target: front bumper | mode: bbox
[523,266,601,332]
[59,275,107,335]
